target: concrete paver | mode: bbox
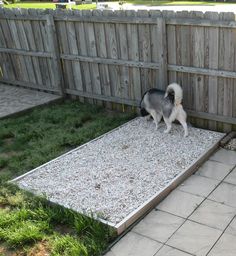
[156,190,204,218]
[133,210,185,243]
[210,148,236,165]
[106,232,162,256]
[208,233,236,256]
[225,217,236,236]
[195,160,234,181]
[177,175,220,197]
[208,182,236,208]
[0,84,61,119]
[224,167,236,186]
[189,199,236,230]
[166,220,222,256]
[154,245,192,256]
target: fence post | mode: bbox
[157,17,168,90]
[46,13,65,96]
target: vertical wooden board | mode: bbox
[0,16,15,81]
[55,9,75,90]
[190,11,206,128]
[39,9,56,90]
[93,9,112,108]
[4,9,30,83]
[73,10,93,103]
[126,10,141,102]
[164,10,177,83]
[137,10,152,94]
[103,10,120,99]
[149,10,161,90]
[65,13,83,92]
[82,10,102,105]
[114,10,129,100]
[21,9,43,86]
[28,9,47,87]
[46,10,65,95]
[1,8,21,81]
[178,11,192,111]
[218,13,234,132]
[204,12,219,131]
[233,28,236,119]
[157,15,168,91]
[17,9,37,86]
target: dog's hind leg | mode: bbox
[177,110,188,137]
[150,111,162,130]
[163,117,172,134]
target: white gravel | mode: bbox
[15,118,224,224]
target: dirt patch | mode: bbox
[0,245,24,256]
[27,241,50,256]
[54,224,74,235]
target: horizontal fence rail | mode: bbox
[0,8,236,131]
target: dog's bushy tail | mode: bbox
[165,83,183,105]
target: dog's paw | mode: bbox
[184,133,188,138]
[164,129,170,134]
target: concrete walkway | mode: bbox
[105,148,236,256]
[0,84,61,119]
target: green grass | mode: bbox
[127,0,236,6]
[4,2,96,10]
[0,100,135,255]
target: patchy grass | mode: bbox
[127,0,236,5]
[4,2,96,10]
[0,100,135,255]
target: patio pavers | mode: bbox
[105,148,236,256]
[0,84,61,119]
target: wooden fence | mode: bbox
[0,8,236,131]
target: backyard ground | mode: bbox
[0,100,134,256]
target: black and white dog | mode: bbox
[140,83,188,137]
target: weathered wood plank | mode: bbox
[126,10,141,102]
[83,10,102,105]
[157,16,167,90]
[205,12,219,130]
[46,12,65,95]
[93,9,111,108]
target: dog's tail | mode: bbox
[165,83,183,105]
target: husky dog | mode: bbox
[140,83,188,137]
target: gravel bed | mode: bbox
[224,138,236,151]
[15,118,224,224]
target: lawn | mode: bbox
[0,100,135,256]
[126,0,236,6]
[4,2,96,10]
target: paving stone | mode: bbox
[167,220,222,256]
[156,190,204,218]
[177,175,220,197]
[133,210,185,243]
[224,167,236,185]
[225,217,236,236]
[208,233,236,256]
[189,199,236,230]
[195,160,234,181]
[0,84,61,118]
[210,148,236,165]
[154,245,192,256]
[107,232,162,256]
[208,182,236,208]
